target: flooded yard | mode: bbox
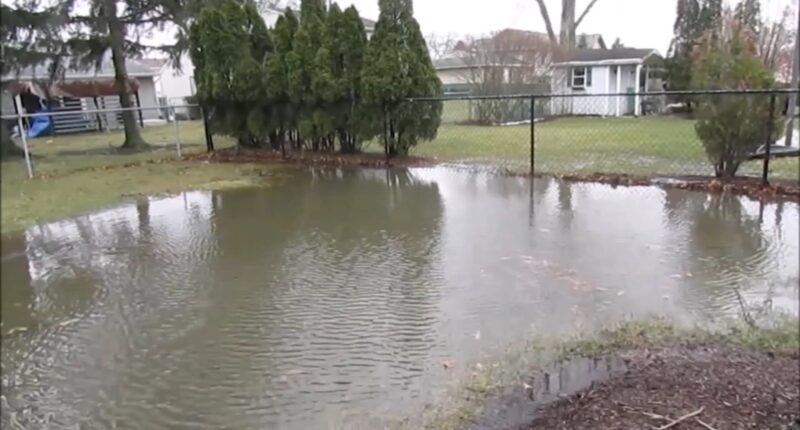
[1,167,798,429]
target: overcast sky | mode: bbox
[332,0,797,54]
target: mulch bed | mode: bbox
[185,149,800,202]
[186,147,435,169]
[527,347,800,430]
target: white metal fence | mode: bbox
[1,101,202,179]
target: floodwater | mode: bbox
[1,167,798,429]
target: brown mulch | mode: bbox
[186,147,435,169]
[527,347,800,430]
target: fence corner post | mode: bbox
[201,104,214,153]
[762,93,776,187]
[530,95,536,176]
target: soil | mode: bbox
[524,347,800,430]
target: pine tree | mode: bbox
[362,0,442,156]
[734,0,762,35]
[64,0,189,150]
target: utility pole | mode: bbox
[783,7,799,147]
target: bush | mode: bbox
[691,16,781,178]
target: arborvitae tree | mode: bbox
[190,0,272,147]
[315,4,368,153]
[666,0,723,97]
[362,0,442,156]
[287,0,328,150]
[264,10,299,150]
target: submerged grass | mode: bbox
[417,316,800,430]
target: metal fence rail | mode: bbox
[2,103,208,178]
[405,89,800,185]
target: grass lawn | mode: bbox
[0,121,260,235]
[412,115,800,181]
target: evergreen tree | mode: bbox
[734,0,762,35]
[64,0,189,150]
[315,4,368,153]
[1,2,64,158]
[287,0,328,150]
[190,0,272,147]
[666,0,723,95]
[264,10,299,150]
[362,0,442,156]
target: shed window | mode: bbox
[571,67,592,89]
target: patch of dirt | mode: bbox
[525,347,800,430]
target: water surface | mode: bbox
[2,167,798,429]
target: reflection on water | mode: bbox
[1,167,798,429]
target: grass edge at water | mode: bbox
[412,316,800,430]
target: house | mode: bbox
[435,30,606,96]
[550,48,665,117]
[1,57,162,135]
[152,6,376,104]
[436,29,554,95]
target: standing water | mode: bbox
[2,167,798,429]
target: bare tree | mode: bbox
[426,33,458,60]
[535,0,600,48]
[754,4,798,146]
[457,30,553,124]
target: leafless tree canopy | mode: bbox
[426,33,459,60]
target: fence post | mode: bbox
[530,95,535,176]
[13,97,33,179]
[762,93,776,186]
[172,104,182,157]
[201,104,214,152]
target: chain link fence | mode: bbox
[407,89,800,183]
[1,102,224,180]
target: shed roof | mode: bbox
[2,57,159,82]
[554,48,659,66]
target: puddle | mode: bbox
[468,356,628,430]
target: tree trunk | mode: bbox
[783,31,799,147]
[560,0,576,49]
[1,125,25,159]
[104,0,148,151]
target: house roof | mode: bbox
[434,56,469,70]
[554,48,660,66]
[2,57,159,82]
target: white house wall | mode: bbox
[552,64,643,117]
[156,54,195,102]
[437,68,470,85]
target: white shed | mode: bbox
[551,48,664,117]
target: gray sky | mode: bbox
[334,0,797,54]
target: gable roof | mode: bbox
[2,57,159,82]
[554,48,660,66]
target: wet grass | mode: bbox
[0,123,254,234]
[411,116,800,181]
[416,316,800,430]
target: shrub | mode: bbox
[691,15,781,178]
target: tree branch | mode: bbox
[575,0,600,29]
[534,0,558,45]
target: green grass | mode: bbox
[417,316,800,430]
[0,122,258,234]
[412,115,800,181]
